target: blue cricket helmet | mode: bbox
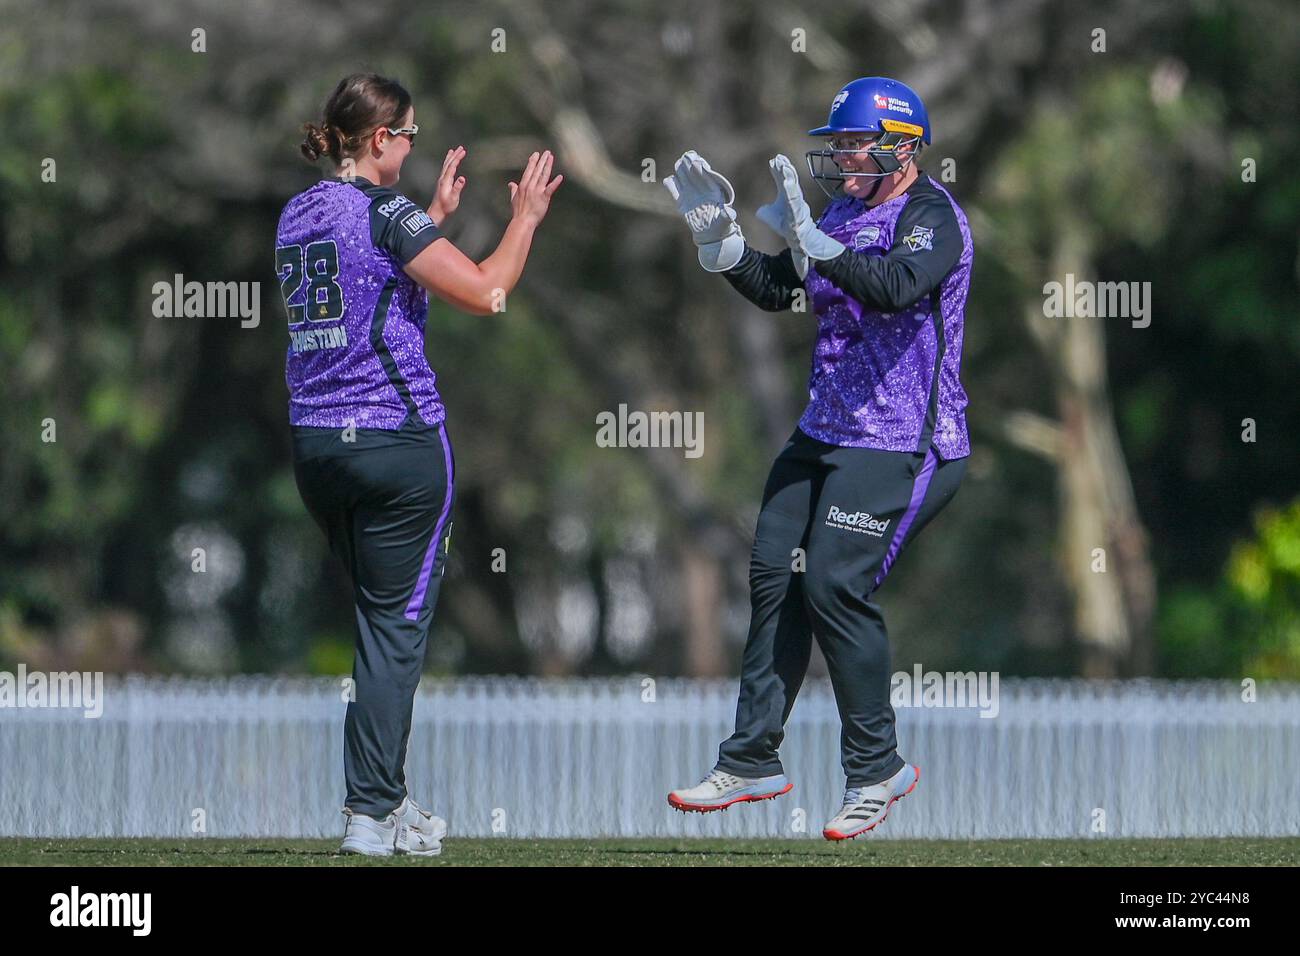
[808,76,931,144]
[805,77,930,198]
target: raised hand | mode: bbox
[755,154,844,279]
[508,150,564,226]
[428,145,468,225]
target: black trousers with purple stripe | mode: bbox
[717,428,964,787]
[292,415,455,818]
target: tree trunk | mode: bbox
[1024,226,1157,675]
[680,543,726,676]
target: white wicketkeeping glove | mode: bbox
[755,154,845,279]
[663,150,745,272]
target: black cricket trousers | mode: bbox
[292,415,455,818]
[717,428,964,787]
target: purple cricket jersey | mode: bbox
[275,176,446,429]
[800,173,972,460]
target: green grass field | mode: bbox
[2,837,1297,866]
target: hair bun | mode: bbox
[300,74,412,165]
[300,122,334,163]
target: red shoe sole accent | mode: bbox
[822,765,921,841]
[667,782,794,813]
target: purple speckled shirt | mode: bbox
[800,173,972,460]
[275,176,445,429]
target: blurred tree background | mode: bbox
[0,0,1296,679]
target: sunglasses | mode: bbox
[386,124,419,146]
[828,135,884,152]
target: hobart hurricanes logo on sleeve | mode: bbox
[902,225,934,252]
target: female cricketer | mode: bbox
[665,77,971,840]
[277,72,561,856]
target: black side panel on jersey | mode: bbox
[368,277,424,425]
[347,178,443,265]
[915,286,946,453]
[812,174,963,313]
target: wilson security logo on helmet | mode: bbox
[805,76,930,198]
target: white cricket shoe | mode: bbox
[396,796,446,857]
[822,763,920,841]
[339,806,401,856]
[668,768,792,812]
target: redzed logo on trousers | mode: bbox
[825,504,890,537]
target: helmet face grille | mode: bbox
[804,133,922,198]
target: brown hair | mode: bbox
[300,72,412,165]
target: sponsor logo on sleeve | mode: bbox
[400,207,435,237]
[901,225,934,252]
[376,196,410,219]
[852,225,882,249]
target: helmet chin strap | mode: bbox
[852,149,916,203]
[860,173,889,203]
[842,165,890,203]
[846,150,896,203]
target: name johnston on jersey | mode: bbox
[290,325,348,353]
